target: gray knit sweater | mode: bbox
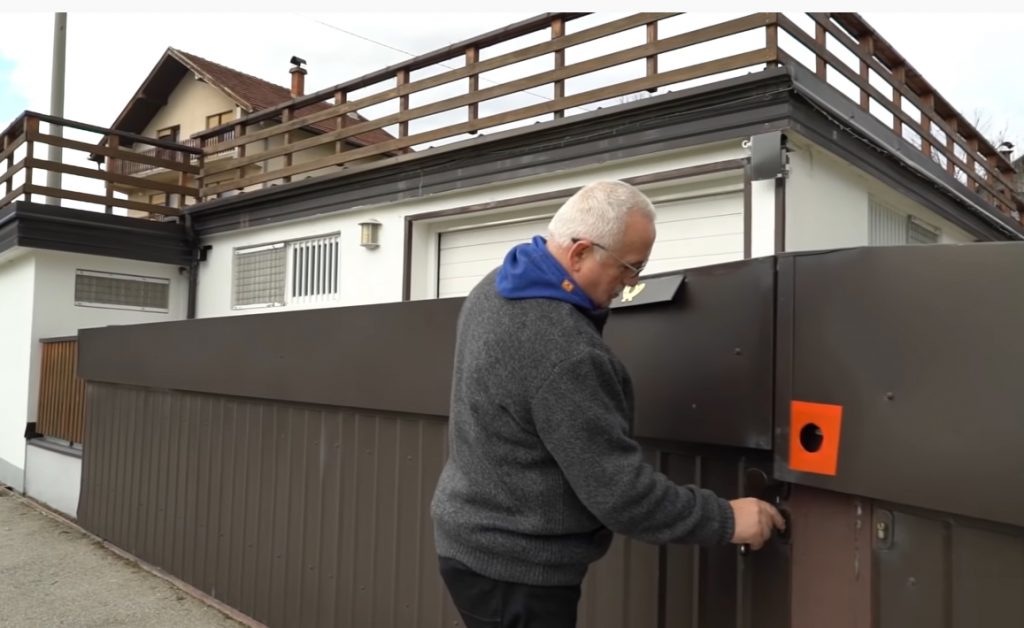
[431,268,734,586]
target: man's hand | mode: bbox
[729,497,786,550]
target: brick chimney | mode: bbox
[289,56,307,97]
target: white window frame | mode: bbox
[232,242,287,310]
[232,232,341,310]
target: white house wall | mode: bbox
[0,252,35,491]
[4,251,186,502]
[24,442,81,518]
[27,250,188,428]
[140,76,237,142]
[195,140,749,316]
[30,250,188,340]
[785,134,974,251]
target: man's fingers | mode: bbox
[768,506,786,531]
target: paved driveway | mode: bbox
[0,487,248,628]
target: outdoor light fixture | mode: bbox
[359,219,381,249]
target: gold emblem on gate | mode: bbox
[620,282,646,303]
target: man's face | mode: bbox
[571,211,655,308]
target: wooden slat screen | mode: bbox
[194,13,778,197]
[37,338,86,444]
[0,111,201,216]
[188,12,1023,227]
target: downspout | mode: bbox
[184,214,206,319]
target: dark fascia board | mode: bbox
[106,48,188,138]
[0,201,193,266]
[188,68,797,235]
[784,62,1024,241]
[0,204,18,254]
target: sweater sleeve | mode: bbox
[531,349,735,546]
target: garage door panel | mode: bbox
[656,213,742,241]
[435,189,745,298]
[437,258,503,281]
[438,274,495,298]
[438,239,530,266]
[650,232,743,265]
[652,193,742,221]
[439,219,548,249]
[646,251,744,275]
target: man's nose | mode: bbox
[624,274,641,287]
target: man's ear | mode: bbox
[567,239,589,272]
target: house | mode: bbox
[1014,154,1024,194]
[98,47,399,214]
[0,46,402,511]
[2,11,1024,626]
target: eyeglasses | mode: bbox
[571,238,647,278]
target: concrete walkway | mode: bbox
[0,487,248,628]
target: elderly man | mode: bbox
[431,180,784,628]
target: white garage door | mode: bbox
[436,190,743,298]
[437,217,550,298]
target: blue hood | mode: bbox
[496,235,598,312]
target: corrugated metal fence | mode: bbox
[78,383,787,628]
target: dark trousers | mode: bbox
[439,557,582,628]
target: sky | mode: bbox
[0,11,1021,159]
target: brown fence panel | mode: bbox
[78,383,788,628]
[37,338,85,444]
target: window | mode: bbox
[233,233,340,309]
[290,235,340,301]
[907,216,940,244]
[206,110,233,129]
[233,243,287,308]
[155,125,179,142]
[869,198,940,245]
[75,269,170,312]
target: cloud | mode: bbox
[0,12,535,130]
[0,56,28,126]
[0,12,1019,158]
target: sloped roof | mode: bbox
[106,47,395,148]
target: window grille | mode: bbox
[869,198,941,245]
[75,269,170,312]
[232,233,340,309]
[869,198,905,246]
[233,243,286,308]
[907,216,940,244]
[291,235,340,302]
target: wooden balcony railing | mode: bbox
[774,13,1021,222]
[110,131,235,177]
[37,338,86,445]
[192,12,1023,225]
[194,13,779,197]
[0,111,202,217]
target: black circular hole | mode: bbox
[800,423,824,453]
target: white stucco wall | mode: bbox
[26,250,188,428]
[749,179,777,258]
[24,442,81,518]
[195,140,749,317]
[785,134,974,251]
[141,76,236,142]
[0,249,186,498]
[31,250,188,340]
[0,252,35,491]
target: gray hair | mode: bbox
[547,180,656,248]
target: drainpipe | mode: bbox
[184,214,207,319]
[46,12,67,205]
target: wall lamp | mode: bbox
[359,219,381,249]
